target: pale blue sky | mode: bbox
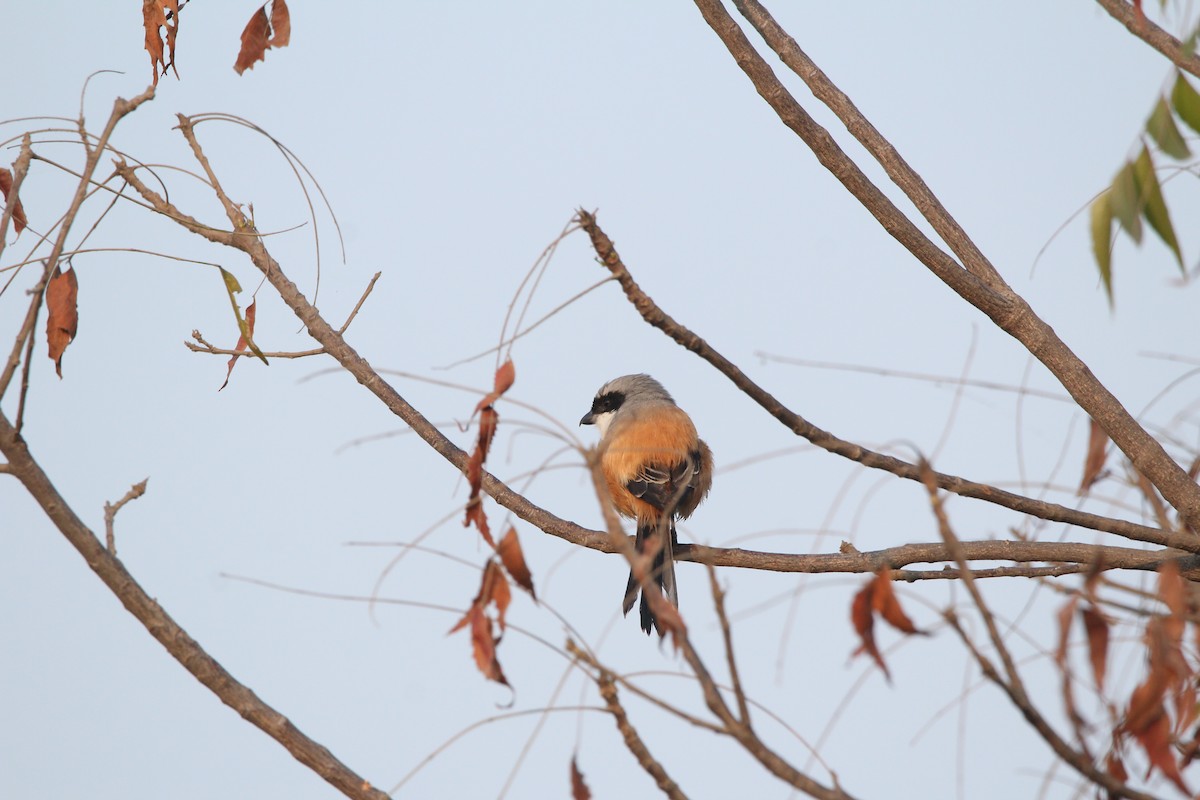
[3,3,1198,799]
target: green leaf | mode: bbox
[1133,147,1185,272]
[1147,98,1191,160]
[219,268,268,365]
[1090,191,1115,304]
[1170,73,1200,136]
[1109,162,1143,243]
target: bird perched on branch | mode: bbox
[580,374,712,635]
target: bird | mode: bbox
[579,374,712,635]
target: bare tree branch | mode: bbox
[1094,0,1200,79]
[690,0,1200,531]
[576,209,1195,554]
[0,411,391,800]
[103,478,148,555]
[596,667,689,800]
[920,461,1151,800]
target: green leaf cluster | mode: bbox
[1090,72,1196,303]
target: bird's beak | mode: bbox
[579,411,595,426]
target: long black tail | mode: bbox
[622,519,678,635]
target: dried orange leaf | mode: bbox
[0,167,27,234]
[475,359,516,414]
[1056,598,1089,750]
[463,405,499,546]
[234,6,270,75]
[235,1,291,75]
[219,298,256,391]
[46,265,79,378]
[269,0,291,47]
[449,561,511,686]
[1106,746,1129,786]
[850,577,889,681]
[1078,418,1108,495]
[142,0,180,86]
[1133,707,1190,793]
[1081,605,1110,692]
[462,364,515,545]
[484,560,512,634]
[570,757,592,800]
[871,566,921,634]
[498,527,536,600]
[1123,677,1167,741]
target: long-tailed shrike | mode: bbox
[580,374,713,635]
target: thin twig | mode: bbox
[594,665,689,800]
[102,478,148,554]
[1093,0,1200,79]
[692,0,1200,530]
[919,459,1151,800]
[578,209,1194,553]
[0,410,391,800]
[705,563,750,725]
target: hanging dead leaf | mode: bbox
[449,561,512,686]
[1105,745,1129,793]
[497,527,536,599]
[1081,605,1110,692]
[850,577,889,681]
[570,756,592,800]
[0,167,27,234]
[142,0,180,86]
[850,569,926,681]
[475,359,516,413]
[462,361,515,547]
[1055,597,1091,754]
[219,299,256,391]
[234,0,292,75]
[46,265,79,378]
[1078,418,1109,495]
[1132,706,1190,794]
[871,566,922,634]
[269,0,291,47]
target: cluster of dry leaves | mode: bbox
[1063,561,1200,795]
[142,0,291,83]
[456,360,537,688]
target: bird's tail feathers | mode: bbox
[622,519,679,636]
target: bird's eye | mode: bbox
[594,390,624,414]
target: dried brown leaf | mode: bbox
[570,757,591,800]
[1123,676,1167,742]
[1132,706,1190,793]
[142,0,180,86]
[463,405,499,546]
[1056,597,1091,753]
[1081,605,1110,692]
[46,265,79,378]
[497,527,536,600]
[234,0,291,75]
[269,0,291,47]
[475,359,516,413]
[461,362,515,546]
[449,560,511,686]
[850,577,889,681]
[234,6,271,75]
[219,299,256,391]
[1078,417,1109,495]
[1105,745,1129,798]
[871,566,921,634]
[0,167,27,234]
